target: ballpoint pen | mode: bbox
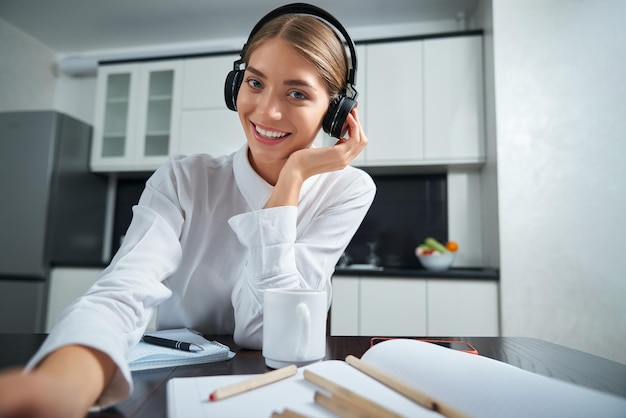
[142,335,204,352]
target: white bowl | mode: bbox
[417,252,455,271]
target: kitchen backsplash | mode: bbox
[111,173,448,269]
[346,173,448,269]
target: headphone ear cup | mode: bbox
[224,70,244,111]
[323,95,356,138]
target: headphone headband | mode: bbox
[238,2,357,91]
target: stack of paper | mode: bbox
[129,328,234,371]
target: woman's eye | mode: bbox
[289,90,307,100]
[246,78,263,89]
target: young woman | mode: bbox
[0,5,375,417]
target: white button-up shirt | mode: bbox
[28,145,375,407]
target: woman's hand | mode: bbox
[290,107,368,179]
[266,107,368,208]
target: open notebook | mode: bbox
[167,338,626,418]
[129,328,234,371]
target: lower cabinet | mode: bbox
[330,275,499,337]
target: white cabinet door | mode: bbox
[426,279,499,336]
[177,55,245,157]
[91,60,182,172]
[330,275,499,337]
[330,276,359,335]
[91,64,138,170]
[364,40,424,165]
[359,277,427,335]
[182,55,239,110]
[134,60,182,169]
[423,36,484,162]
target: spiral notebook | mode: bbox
[129,328,234,371]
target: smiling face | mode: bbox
[236,37,331,184]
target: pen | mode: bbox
[142,335,204,352]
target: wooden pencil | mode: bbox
[303,369,401,418]
[271,408,310,418]
[209,364,297,401]
[314,391,373,418]
[345,355,471,418]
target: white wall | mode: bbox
[472,0,500,270]
[0,17,97,123]
[492,0,626,364]
[0,18,57,112]
[54,74,97,124]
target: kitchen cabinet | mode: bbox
[90,33,483,171]
[330,275,499,336]
[91,60,182,172]
[329,276,359,335]
[360,277,427,335]
[176,55,243,157]
[362,35,484,166]
[423,36,484,162]
[426,279,498,336]
[364,40,424,165]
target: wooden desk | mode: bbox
[1,334,625,417]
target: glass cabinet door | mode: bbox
[135,61,181,164]
[101,72,131,157]
[143,69,174,157]
[91,61,181,172]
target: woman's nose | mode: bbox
[258,91,282,119]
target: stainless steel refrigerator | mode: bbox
[0,111,108,332]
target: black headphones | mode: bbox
[224,3,358,139]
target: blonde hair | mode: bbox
[243,14,349,99]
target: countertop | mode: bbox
[333,265,499,280]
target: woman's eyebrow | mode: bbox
[246,65,266,79]
[284,79,317,90]
[246,65,317,91]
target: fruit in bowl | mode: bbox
[415,238,458,272]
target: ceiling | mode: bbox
[0,0,478,55]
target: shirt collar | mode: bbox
[233,144,320,210]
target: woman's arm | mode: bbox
[0,161,187,417]
[0,345,116,418]
[266,109,368,209]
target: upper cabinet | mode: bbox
[91,60,182,172]
[423,36,485,162]
[176,54,244,158]
[364,40,424,165]
[362,35,484,166]
[90,33,484,172]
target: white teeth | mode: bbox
[255,125,288,139]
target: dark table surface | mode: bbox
[1,334,624,417]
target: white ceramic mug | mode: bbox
[262,288,327,369]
